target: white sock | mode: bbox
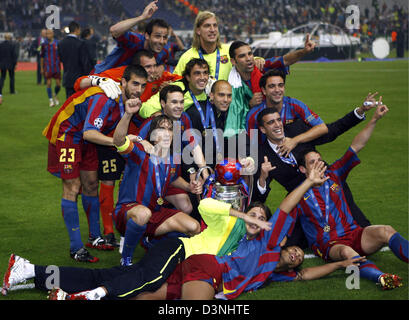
[85,287,106,300]
[25,262,36,279]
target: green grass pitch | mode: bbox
[0,59,407,301]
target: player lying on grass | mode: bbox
[2,160,359,300]
[295,98,407,290]
[1,196,272,299]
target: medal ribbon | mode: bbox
[198,47,220,80]
[189,93,222,157]
[152,155,171,202]
[278,151,297,166]
[307,180,330,229]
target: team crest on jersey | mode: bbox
[63,164,73,174]
[170,167,176,175]
[285,119,294,124]
[220,55,228,64]
[330,183,340,193]
[94,117,103,129]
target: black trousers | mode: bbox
[34,237,185,300]
[0,68,15,95]
[36,57,44,84]
[65,87,75,99]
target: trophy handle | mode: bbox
[195,166,215,201]
[195,166,214,182]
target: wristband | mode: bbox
[89,75,101,86]
[115,136,131,153]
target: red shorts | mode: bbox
[166,254,223,300]
[165,185,187,197]
[47,140,98,180]
[113,203,179,236]
[314,226,366,261]
[44,71,61,80]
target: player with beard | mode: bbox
[42,65,148,263]
[94,1,172,74]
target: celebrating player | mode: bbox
[296,100,407,289]
[42,65,147,262]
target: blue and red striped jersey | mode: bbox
[114,143,181,212]
[297,147,361,251]
[246,96,324,143]
[215,208,295,300]
[93,31,170,74]
[41,39,61,74]
[43,87,123,145]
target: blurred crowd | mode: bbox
[0,0,407,61]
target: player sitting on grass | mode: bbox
[295,98,407,290]
[1,160,366,300]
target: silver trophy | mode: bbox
[196,159,253,211]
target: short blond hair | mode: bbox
[192,11,221,50]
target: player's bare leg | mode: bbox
[181,281,215,300]
[154,212,200,237]
[361,225,397,254]
[165,193,193,214]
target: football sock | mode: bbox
[352,255,383,283]
[122,219,146,260]
[389,232,409,263]
[54,85,60,96]
[99,182,115,235]
[81,194,101,239]
[61,198,83,252]
[25,262,35,279]
[74,287,106,300]
[46,87,52,99]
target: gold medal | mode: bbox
[323,225,331,233]
[157,197,164,205]
[202,130,207,137]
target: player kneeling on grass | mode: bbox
[295,98,407,290]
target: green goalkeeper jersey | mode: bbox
[180,198,246,259]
